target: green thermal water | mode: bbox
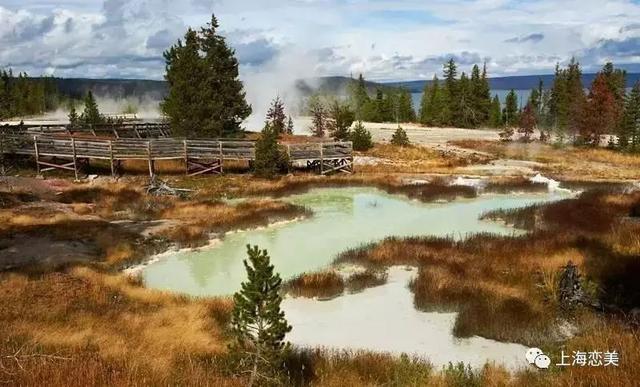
[142,187,564,296]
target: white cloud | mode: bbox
[1,0,640,81]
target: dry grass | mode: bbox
[285,271,346,299]
[355,143,481,173]
[159,199,311,248]
[451,140,640,180]
[345,269,388,293]
[179,173,480,204]
[0,268,240,386]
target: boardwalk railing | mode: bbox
[1,123,171,139]
[0,133,353,178]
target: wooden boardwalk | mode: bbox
[0,133,353,178]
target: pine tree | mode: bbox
[518,103,537,142]
[503,89,518,127]
[350,74,370,121]
[68,106,79,127]
[442,58,459,126]
[350,121,373,151]
[162,14,251,138]
[390,125,410,146]
[230,245,291,385]
[489,95,502,128]
[478,62,492,125]
[397,88,416,122]
[253,124,288,178]
[581,73,617,146]
[266,96,286,136]
[622,82,640,152]
[420,76,446,126]
[601,62,627,136]
[327,101,355,140]
[286,116,294,135]
[308,96,326,137]
[80,91,103,125]
[566,58,586,141]
[457,72,475,128]
[470,64,485,126]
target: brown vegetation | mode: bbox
[451,140,640,180]
[285,271,346,299]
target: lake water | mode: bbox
[142,187,565,368]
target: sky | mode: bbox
[2,0,640,82]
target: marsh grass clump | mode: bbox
[346,269,388,293]
[480,204,541,230]
[483,177,548,193]
[160,200,311,248]
[285,271,345,299]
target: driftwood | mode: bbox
[145,175,193,198]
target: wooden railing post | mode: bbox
[183,140,188,175]
[33,135,40,175]
[219,142,223,173]
[147,140,154,177]
[71,138,79,181]
[319,142,324,174]
[109,140,115,177]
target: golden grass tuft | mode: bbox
[285,271,345,299]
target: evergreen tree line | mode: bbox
[418,59,493,128]
[348,74,416,123]
[0,70,61,120]
[501,60,640,150]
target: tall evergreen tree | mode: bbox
[80,91,103,125]
[350,74,370,120]
[622,82,640,151]
[397,88,416,122]
[601,62,627,136]
[68,106,79,126]
[470,64,487,126]
[266,96,286,136]
[327,101,355,140]
[503,89,519,127]
[308,95,327,137]
[442,58,459,126]
[162,14,251,138]
[519,103,537,142]
[581,72,617,146]
[419,76,445,126]
[286,116,294,135]
[457,72,475,128]
[489,95,502,128]
[230,245,291,385]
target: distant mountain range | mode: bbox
[41,73,640,100]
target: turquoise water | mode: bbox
[142,187,563,296]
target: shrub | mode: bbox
[350,121,373,151]
[254,123,289,178]
[390,126,410,146]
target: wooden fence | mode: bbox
[0,133,353,178]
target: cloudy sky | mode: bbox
[2,0,640,81]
